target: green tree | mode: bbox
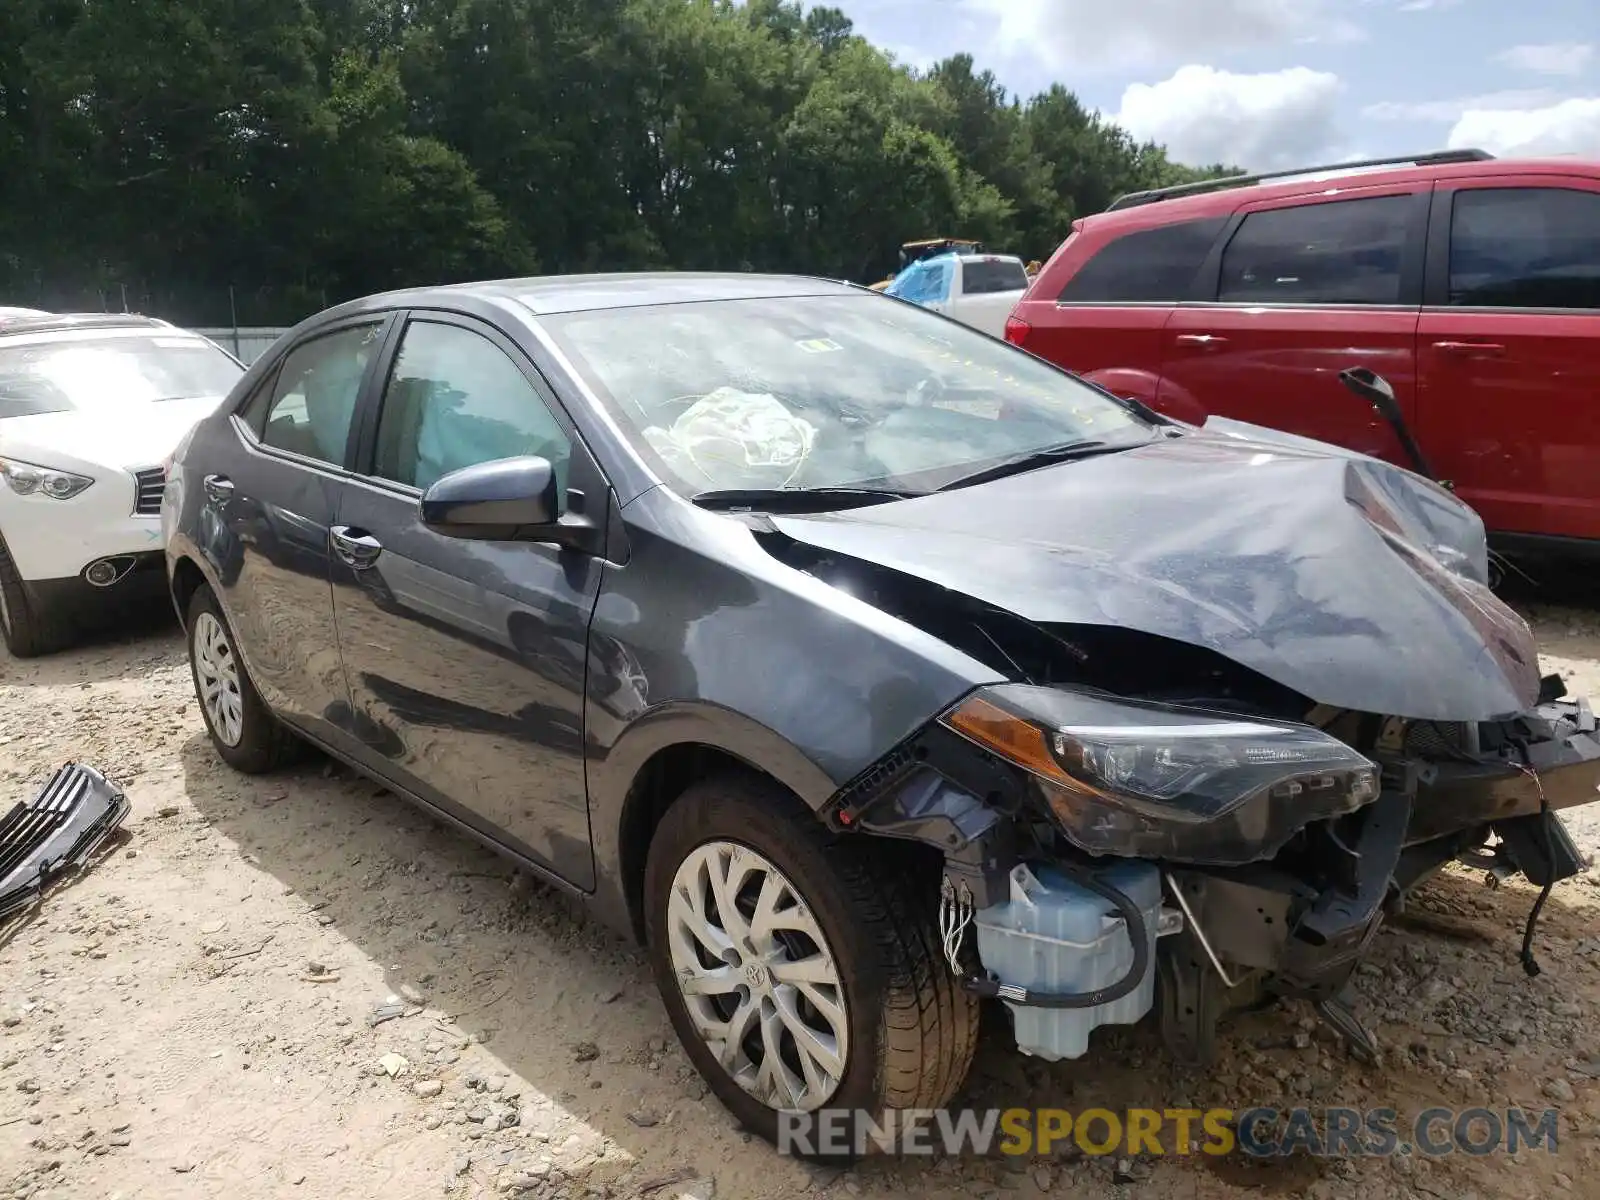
[0,0,1248,320]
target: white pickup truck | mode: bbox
[882,253,1030,338]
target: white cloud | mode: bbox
[1496,43,1595,77]
[1448,97,1600,156]
[1113,65,1344,170]
[1362,89,1558,122]
[972,0,1361,69]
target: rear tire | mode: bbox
[186,584,297,773]
[0,536,75,658]
[644,772,979,1156]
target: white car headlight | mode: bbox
[0,456,96,500]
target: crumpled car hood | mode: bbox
[773,427,1541,722]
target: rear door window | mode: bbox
[1218,195,1412,305]
[962,259,1028,294]
[257,323,383,467]
[1058,218,1227,303]
[1448,187,1600,309]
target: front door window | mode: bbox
[372,320,572,496]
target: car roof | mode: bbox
[325,272,863,321]
[0,313,176,339]
[1084,154,1600,230]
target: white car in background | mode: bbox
[882,252,1031,338]
[0,314,245,656]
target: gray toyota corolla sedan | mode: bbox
[164,273,1600,1148]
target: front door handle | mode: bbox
[1174,333,1229,350]
[1433,340,1505,358]
[202,474,234,504]
[330,525,383,570]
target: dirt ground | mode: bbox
[5,592,1600,1200]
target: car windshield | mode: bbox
[0,333,243,419]
[541,293,1149,496]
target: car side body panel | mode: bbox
[1078,366,1212,425]
[168,411,358,752]
[580,490,1004,934]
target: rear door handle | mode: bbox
[1175,333,1229,350]
[202,474,234,503]
[1433,340,1505,357]
[330,525,383,570]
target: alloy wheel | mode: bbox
[666,840,850,1112]
[192,611,244,746]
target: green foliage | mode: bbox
[0,0,1240,322]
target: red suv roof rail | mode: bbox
[1105,148,1496,213]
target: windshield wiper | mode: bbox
[935,437,1146,492]
[691,486,918,513]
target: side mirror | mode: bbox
[422,456,605,552]
[422,454,601,553]
[422,456,558,535]
[1338,367,1402,425]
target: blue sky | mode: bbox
[834,0,1600,170]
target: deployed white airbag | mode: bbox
[644,387,816,487]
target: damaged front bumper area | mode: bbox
[831,686,1600,1066]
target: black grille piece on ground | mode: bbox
[133,467,166,516]
[0,763,129,925]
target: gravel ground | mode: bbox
[4,595,1600,1200]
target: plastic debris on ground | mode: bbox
[0,763,130,928]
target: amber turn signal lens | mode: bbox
[941,694,1074,785]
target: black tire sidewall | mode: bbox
[0,560,28,655]
[0,535,67,658]
[643,778,895,1150]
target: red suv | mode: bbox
[1007,149,1600,562]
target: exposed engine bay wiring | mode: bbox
[938,875,975,978]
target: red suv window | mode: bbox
[1058,217,1227,303]
[1218,195,1413,305]
[1447,187,1600,309]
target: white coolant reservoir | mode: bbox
[972,861,1163,1061]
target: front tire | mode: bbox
[186,584,296,773]
[644,773,979,1153]
[0,537,75,658]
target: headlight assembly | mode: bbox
[0,456,94,500]
[940,684,1379,864]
